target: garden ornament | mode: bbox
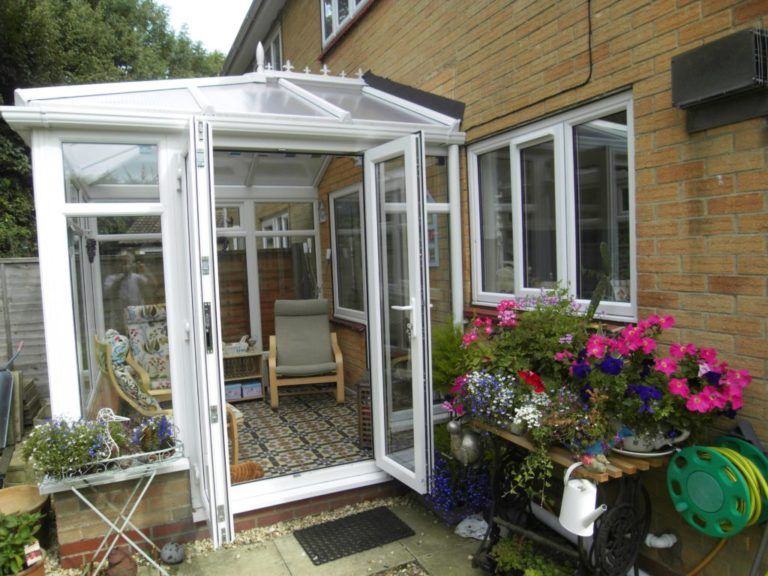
[160,541,185,564]
[447,419,482,467]
[559,462,607,537]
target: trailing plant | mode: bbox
[425,451,490,522]
[0,512,42,576]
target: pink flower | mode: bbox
[586,334,608,359]
[699,348,718,364]
[497,300,520,327]
[640,337,657,354]
[654,357,678,377]
[725,369,752,390]
[450,375,467,394]
[702,386,727,410]
[461,331,478,347]
[659,316,676,329]
[686,393,713,413]
[669,378,690,398]
[554,350,574,362]
[453,403,465,417]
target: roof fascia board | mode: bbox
[361,86,460,129]
[278,79,351,121]
[0,106,189,133]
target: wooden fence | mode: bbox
[0,258,48,397]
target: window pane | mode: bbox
[257,235,317,345]
[216,206,241,228]
[68,216,172,419]
[521,140,557,289]
[255,203,314,232]
[217,237,251,343]
[63,143,159,203]
[338,0,350,22]
[574,111,630,302]
[477,147,513,293]
[323,0,334,38]
[425,156,448,203]
[332,191,365,313]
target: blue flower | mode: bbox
[598,356,623,375]
[703,371,722,385]
[572,362,591,379]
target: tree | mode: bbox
[0,0,225,257]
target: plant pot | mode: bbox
[621,428,690,453]
[16,549,45,576]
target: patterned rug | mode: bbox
[235,387,373,480]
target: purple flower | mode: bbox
[703,371,722,386]
[571,362,591,379]
[598,356,624,375]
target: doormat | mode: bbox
[293,506,415,565]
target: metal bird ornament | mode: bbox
[447,419,483,466]
[96,407,130,457]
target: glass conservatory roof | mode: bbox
[7,69,463,136]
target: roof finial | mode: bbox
[304,66,311,74]
[339,70,347,78]
[320,64,330,76]
[283,60,294,73]
[356,68,364,79]
[266,62,273,71]
[255,42,265,73]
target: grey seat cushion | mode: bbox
[275,299,334,369]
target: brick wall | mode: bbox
[277,1,768,574]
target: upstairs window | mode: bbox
[468,93,635,321]
[321,0,372,47]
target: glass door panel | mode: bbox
[365,133,432,493]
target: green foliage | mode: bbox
[22,418,111,478]
[0,512,42,575]
[0,0,225,257]
[491,536,574,576]
[431,320,464,395]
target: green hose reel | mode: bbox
[667,438,768,538]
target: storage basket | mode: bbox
[223,353,260,380]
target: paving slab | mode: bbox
[172,541,291,576]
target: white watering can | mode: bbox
[558,462,608,537]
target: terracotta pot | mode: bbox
[16,549,45,576]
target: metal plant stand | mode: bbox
[39,446,185,576]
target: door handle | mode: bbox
[203,303,213,353]
[391,305,412,311]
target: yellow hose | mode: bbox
[682,447,768,576]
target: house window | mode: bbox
[321,0,372,46]
[263,24,282,70]
[330,186,365,323]
[469,93,635,320]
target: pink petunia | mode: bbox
[654,357,678,377]
[659,316,676,330]
[450,375,467,394]
[461,331,478,347]
[686,393,713,413]
[669,378,690,398]
[586,334,608,359]
[726,369,752,390]
[699,348,718,364]
[641,338,657,354]
[702,386,727,410]
[554,350,574,362]
[669,343,685,359]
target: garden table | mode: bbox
[39,451,188,576]
[471,421,668,576]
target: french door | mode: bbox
[364,133,434,493]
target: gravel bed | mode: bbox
[44,495,418,576]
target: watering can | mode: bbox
[558,462,608,537]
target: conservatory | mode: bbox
[0,51,465,545]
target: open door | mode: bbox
[364,133,433,493]
[186,118,233,546]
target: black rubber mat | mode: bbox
[293,506,415,565]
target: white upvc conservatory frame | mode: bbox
[1,68,466,544]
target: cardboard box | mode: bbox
[225,383,242,401]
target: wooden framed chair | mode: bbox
[267,298,344,409]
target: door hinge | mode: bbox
[217,504,226,522]
[209,405,219,424]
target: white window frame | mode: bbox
[320,0,372,47]
[468,92,636,321]
[263,23,282,71]
[329,184,366,323]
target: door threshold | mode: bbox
[229,460,390,515]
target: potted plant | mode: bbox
[490,536,574,576]
[131,415,175,457]
[0,512,44,576]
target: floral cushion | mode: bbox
[112,365,162,411]
[124,304,170,387]
[106,329,131,366]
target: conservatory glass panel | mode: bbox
[425,156,448,203]
[521,140,557,289]
[257,235,318,347]
[478,147,513,293]
[199,83,328,117]
[46,89,199,112]
[67,216,172,419]
[574,111,630,303]
[63,143,159,203]
[216,237,251,343]
[332,190,365,315]
[255,203,314,234]
[292,81,433,124]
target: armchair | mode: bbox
[267,299,344,409]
